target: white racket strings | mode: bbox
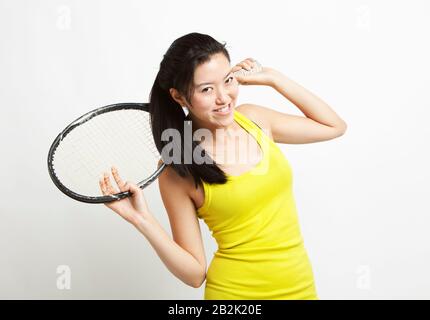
[52,109,160,197]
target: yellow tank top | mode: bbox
[197,109,318,300]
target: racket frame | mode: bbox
[47,102,166,204]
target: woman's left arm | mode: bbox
[233,59,347,144]
[259,71,347,144]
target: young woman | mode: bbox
[99,32,347,300]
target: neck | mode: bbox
[189,112,238,134]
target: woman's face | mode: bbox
[187,52,239,131]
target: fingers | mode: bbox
[231,65,242,73]
[102,172,117,194]
[127,182,141,194]
[99,177,107,195]
[232,58,257,73]
[98,166,135,196]
[243,61,253,70]
[111,166,126,191]
[122,180,140,194]
[99,173,113,195]
[237,61,252,71]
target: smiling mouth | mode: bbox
[213,103,232,113]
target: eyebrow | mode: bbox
[196,71,232,87]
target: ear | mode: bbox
[169,88,187,107]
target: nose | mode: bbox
[215,87,231,105]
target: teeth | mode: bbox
[215,104,229,112]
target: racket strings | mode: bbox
[52,109,160,197]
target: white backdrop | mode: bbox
[1,0,429,299]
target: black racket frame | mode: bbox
[47,102,166,204]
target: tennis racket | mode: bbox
[47,60,262,204]
[47,102,165,204]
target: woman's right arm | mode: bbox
[133,210,206,289]
[100,166,206,289]
[133,165,207,289]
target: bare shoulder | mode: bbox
[235,103,261,121]
[235,103,274,141]
[157,161,204,221]
[157,161,196,198]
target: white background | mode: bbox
[1,0,429,299]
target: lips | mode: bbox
[213,103,232,113]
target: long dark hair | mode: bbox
[149,32,230,188]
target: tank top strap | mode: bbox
[234,109,260,132]
[233,109,273,151]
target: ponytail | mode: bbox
[149,73,227,189]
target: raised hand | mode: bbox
[231,57,281,87]
[99,166,151,226]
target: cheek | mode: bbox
[194,94,211,105]
[231,85,239,96]
[229,81,239,94]
[191,95,213,112]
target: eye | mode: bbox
[202,76,234,93]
